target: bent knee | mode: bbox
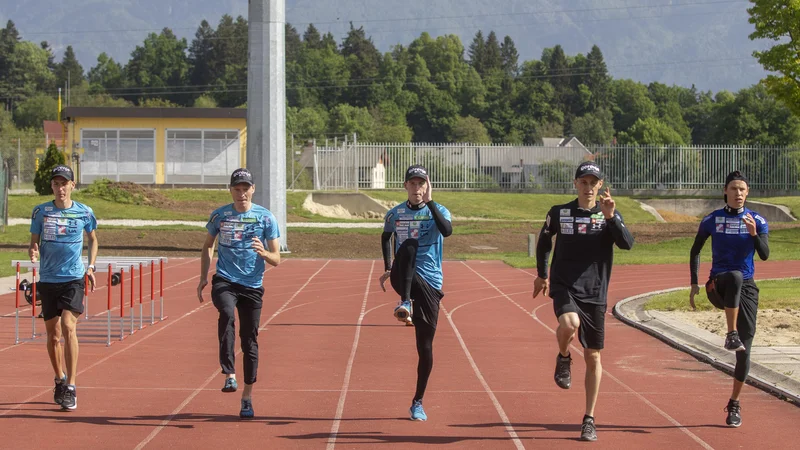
[584,349,601,366]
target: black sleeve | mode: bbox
[689,232,709,285]
[754,233,769,261]
[426,201,452,237]
[536,208,558,279]
[381,231,394,272]
[606,212,634,250]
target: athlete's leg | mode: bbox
[413,321,436,402]
[390,239,419,301]
[60,310,80,386]
[237,286,264,400]
[552,291,579,389]
[557,313,580,357]
[211,277,238,383]
[716,270,744,333]
[45,316,64,379]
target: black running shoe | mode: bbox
[724,331,746,352]
[61,385,77,410]
[53,377,67,405]
[725,399,741,427]
[554,353,572,389]
[580,417,598,441]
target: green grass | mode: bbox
[158,188,229,203]
[644,278,800,311]
[366,190,658,223]
[0,251,36,277]
[454,227,800,268]
[9,193,210,221]
[753,196,800,219]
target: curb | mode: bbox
[613,283,800,407]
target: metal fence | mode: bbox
[81,129,156,184]
[312,142,800,192]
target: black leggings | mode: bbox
[211,275,264,385]
[710,271,759,382]
[389,239,442,402]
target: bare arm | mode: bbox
[85,230,98,266]
[257,238,281,267]
[197,233,216,302]
[29,233,40,262]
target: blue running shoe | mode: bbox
[222,377,238,393]
[410,399,427,421]
[240,398,254,419]
[394,300,412,322]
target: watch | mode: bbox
[87,265,96,271]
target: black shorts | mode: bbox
[390,266,444,330]
[706,276,759,339]
[552,290,606,350]
[38,278,85,321]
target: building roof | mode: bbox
[62,107,247,120]
[43,120,64,139]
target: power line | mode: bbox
[18,0,746,38]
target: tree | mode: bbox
[286,23,302,64]
[585,45,610,111]
[341,23,381,107]
[125,28,189,105]
[483,31,502,73]
[193,95,218,108]
[34,141,67,195]
[449,115,491,143]
[55,45,84,90]
[467,31,485,74]
[13,94,57,129]
[612,79,657,131]
[747,0,800,115]
[570,108,615,145]
[209,16,248,107]
[500,36,519,77]
[7,41,57,103]
[188,20,216,93]
[328,104,376,141]
[617,117,685,146]
[88,53,125,94]
[303,24,322,49]
[0,20,21,103]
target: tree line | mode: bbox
[0,16,798,149]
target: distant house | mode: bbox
[43,120,66,149]
[541,136,588,151]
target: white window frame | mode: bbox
[79,128,156,183]
[164,129,241,184]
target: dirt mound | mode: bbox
[656,209,701,223]
[82,180,176,209]
[302,194,385,219]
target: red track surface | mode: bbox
[1,258,798,449]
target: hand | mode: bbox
[86,269,96,293]
[422,175,432,203]
[251,237,266,257]
[599,187,615,219]
[689,284,699,311]
[532,277,549,298]
[379,271,391,292]
[743,213,757,236]
[197,278,208,303]
[29,243,39,263]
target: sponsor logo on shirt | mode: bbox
[560,217,573,223]
[715,216,725,223]
[578,224,587,234]
[560,208,570,216]
[575,217,591,223]
[715,223,724,233]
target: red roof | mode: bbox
[43,121,64,139]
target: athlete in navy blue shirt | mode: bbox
[380,164,452,422]
[689,170,769,428]
[29,165,98,411]
[198,168,281,419]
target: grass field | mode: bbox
[644,278,800,311]
[453,227,800,268]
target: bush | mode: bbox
[33,142,67,195]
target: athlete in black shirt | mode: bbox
[532,161,634,441]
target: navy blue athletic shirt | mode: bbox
[694,205,768,283]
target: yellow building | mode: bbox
[62,107,247,185]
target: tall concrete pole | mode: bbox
[247,0,288,251]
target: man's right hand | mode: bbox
[379,271,391,292]
[689,284,699,311]
[29,243,39,263]
[532,276,549,298]
[197,278,208,303]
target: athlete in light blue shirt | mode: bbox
[379,164,452,422]
[29,164,98,411]
[689,170,769,427]
[198,168,281,419]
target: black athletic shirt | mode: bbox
[536,200,635,305]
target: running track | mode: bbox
[0,258,798,449]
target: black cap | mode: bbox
[725,170,748,187]
[405,164,428,182]
[230,168,254,186]
[50,164,74,182]
[574,161,603,180]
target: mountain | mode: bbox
[1,0,770,92]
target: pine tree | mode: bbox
[34,142,68,195]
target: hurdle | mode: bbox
[10,257,169,346]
